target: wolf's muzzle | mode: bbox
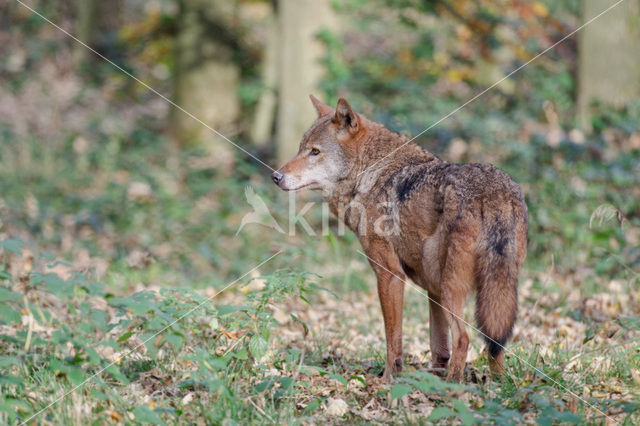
[271,171,283,185]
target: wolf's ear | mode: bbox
[309,94,333,117]
[333,98,360,134]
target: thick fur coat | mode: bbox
[272,96,528,381]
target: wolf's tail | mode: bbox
[475,223,519,360]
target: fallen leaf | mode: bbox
[220,329,238,340]
[325,398,349,417]
[181,392,194,405]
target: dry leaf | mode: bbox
[631,369,640,387]
[108,411,122,422]
[325,398,349,416]
[220,329,238,340]
[181,392,195,405]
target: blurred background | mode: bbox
[0,0,638,290]
[1,1,640,423]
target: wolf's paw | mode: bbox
[380,358,403,382]
[381,369,394,383]
[431,354,450,370]
[426,367,447,378]
[445,366,464,383]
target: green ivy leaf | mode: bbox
[255,376,278,393]
[452,399,476,425]
[164,333,183,349]
[0,304,21,325]
[428,406,456,421]
[233,349,248,360]
[117,331,133,343]
[67,368,85,386]
[279,376,294,390]
[329,373,348,386]
[109,292,156,315]
[33,273,72,297]
[553,411,581,424]
[249,335,268,360]
[0,356,20,369]
[390,383,412,400]
[0,239,23,255]
[0,287,22,303]
[0,375,23,387]
[90,389,110,401]
[105,364,130,385]
[133,405,165,425]
[304,398,322,413]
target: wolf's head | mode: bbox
[271,95,364,194]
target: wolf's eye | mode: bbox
[310,148,320,156]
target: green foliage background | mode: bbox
[0,0,638,424]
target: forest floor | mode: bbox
[1,23,639,422]
[1,235,638,424]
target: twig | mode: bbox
[248,397,275,423]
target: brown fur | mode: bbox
[273,96,528,381]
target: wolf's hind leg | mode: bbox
[428,294,450,370]
[440,242,474,382]
[442,287,468,382]
[488,351,505,377]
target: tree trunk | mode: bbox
[577,0,640,131]
[74,0,98,66]
[250,2,279,150]
[276,0,333,164]
[74,0,124,68]
[173,0,240,169]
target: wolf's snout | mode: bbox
[271,171,283,185]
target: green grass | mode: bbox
[2,6,640,421]
[1,230,638,424]
[0,129,639,423]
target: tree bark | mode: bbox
[276,0,334,164]
[74,0,97,66]
[577,0,640,131]
[250,2,279,150]
[173,0,240,168]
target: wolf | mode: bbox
[271,96,528,381]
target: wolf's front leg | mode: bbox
[377,271,405,381]
[366,250,406,382]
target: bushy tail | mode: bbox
[475,225,519,360]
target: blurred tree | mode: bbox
[74,0,97,67]
[250,0,278,150]
[578,0,640,131]
[320,0,564,138]
[74,0,123,69]
[173,0,240,168]
[276,0,334,163]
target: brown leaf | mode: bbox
[220,329,238,340]
[108,410,123,422]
